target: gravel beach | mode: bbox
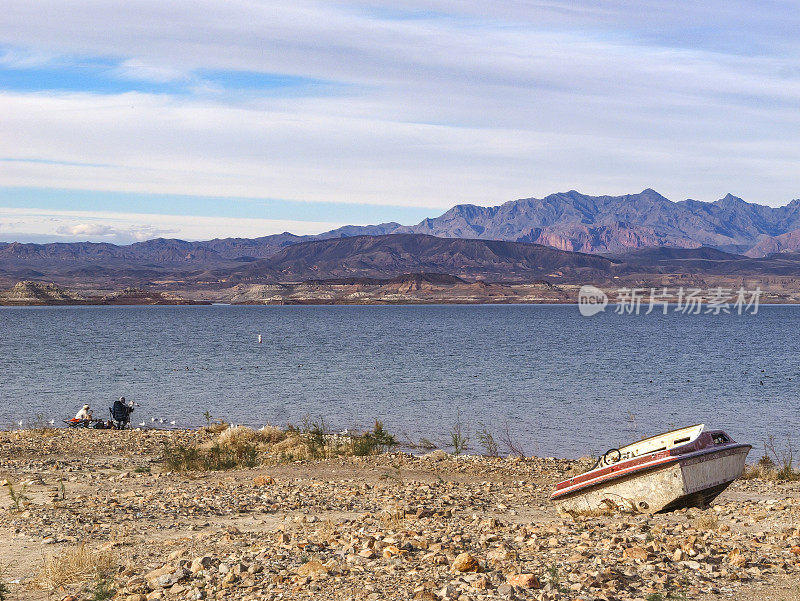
[1,428,799,601]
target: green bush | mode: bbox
[353,421,397,456]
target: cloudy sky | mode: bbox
[1,1,799,244]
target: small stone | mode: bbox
[622,546,649,561]
[507,573,541,589]
[452,552,482,573]
[190,556,214,573]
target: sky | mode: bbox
[1,1,799,244]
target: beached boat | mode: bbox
[551,424,751,513]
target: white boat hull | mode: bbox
[555,445,749,514]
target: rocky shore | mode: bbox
[1,428,799,601]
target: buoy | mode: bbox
[258,334,262,344]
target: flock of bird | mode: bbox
[137,417,177,427]
[16,416,177,429]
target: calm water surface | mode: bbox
[0,304,797,457]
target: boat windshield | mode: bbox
[599,424,705,467]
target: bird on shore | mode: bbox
[170,420,176,426]
[48,419,55,426]
[151,417,156,422]
[138,421,145,427]
[17,420,23,429]
[159,418,165,424]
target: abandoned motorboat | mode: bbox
[551,424,751,513]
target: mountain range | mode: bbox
[3,188,800,287]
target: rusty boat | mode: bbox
[551,424,751,513]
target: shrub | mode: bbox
[476,428,499,457]
[38,543,115,589]
[6,483,30,512]
[742,436,800,481]
[270,434,312,462]
[163,440,258,471]
[89,578,115,601]
[353,421,397,456]
[449,410,469,455]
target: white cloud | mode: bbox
[111,59,190,84]
[0,1,798,214]
[56,223,117,236]
[0,207,345,244]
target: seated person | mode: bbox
[75,404,92,422]
[111,397,134,428]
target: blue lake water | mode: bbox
[0,304,797,458]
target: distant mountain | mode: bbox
[5,189,800,286]
[218,234,617,283]
[744,229,800,258]
[384,190,800,254]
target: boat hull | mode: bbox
[554,445,749,514]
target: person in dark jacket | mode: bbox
[110,397,134,429]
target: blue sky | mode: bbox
[0,1,799,244]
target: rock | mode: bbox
[126,595,147,601]
[125,577,149,594]
[423,449,448,461]
[507,573,541,589]
[487,546,517,564]
[496,583,514,597]
[150,568,188,589]
[145,565,174,586]
[728,548,747,567]
[296,560,329,578]
[452,552,481,573]
[190,556,214,573]
[622,546,649,561]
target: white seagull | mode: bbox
[138,421,146,427]
[170,420,176,426]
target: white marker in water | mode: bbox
[258,334,262,344]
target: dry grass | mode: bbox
[257,425,289,445]
[270,434,312,462]
[692,513,720,531]
[741,461,800,481]
[380,505,408,529]
[164,422,396,470]
[38,543,116,589]
[203,421,229,434]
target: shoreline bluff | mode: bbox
[1,428,799,601]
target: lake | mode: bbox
[0,304,796,458]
